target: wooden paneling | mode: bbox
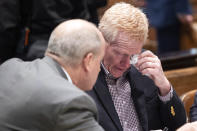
[165,66,197,96]
[160,48,197,71]
[143,27,157,53]
[181,0,197,50]
[190,0,197,21]
[180,89,197,121]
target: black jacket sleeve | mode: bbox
[190,92,197,122]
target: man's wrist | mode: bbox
[158,86,173,103]
[158,78,171,96]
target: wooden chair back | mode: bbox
[180,89,197,121]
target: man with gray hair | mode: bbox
[0,19,106,131]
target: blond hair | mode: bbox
[99,2,148,43]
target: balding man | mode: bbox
[0,19,106,131]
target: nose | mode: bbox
[120,57,131,68]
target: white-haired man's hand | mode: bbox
[136,50,171,96]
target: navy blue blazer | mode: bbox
[87,66,186,131]
[144,0,192,28]
[190,92,197,122]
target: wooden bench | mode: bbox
[165,66,197,96]
[160,48,197,71]
[180,89,197,121]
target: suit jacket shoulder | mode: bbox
[0,57,103,131]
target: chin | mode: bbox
[110,69,124,78]
[112,73,123,78]
[85,84,95,91]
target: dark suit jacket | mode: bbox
[190,92,197,122]
[0,56,103,131]
[87,66,186,131]
[145,0,192,28]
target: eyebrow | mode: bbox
[113,49,133,58]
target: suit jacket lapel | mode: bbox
[127,66,148,131]
[94,69,123,131]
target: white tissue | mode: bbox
[130,54,139,65]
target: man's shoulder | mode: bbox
[0,58,42,71]
[40,81,98,118]
[0,58,94,105]
[0,58,24,67]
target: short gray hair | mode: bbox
[46,20,103,66]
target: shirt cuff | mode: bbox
[158,86,173,103]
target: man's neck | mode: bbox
[46,52,82,89]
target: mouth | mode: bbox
[116,67,125,72]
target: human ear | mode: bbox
[82,52,94,72]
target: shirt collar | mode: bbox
[61,67,73,84]
[101,62,116,79]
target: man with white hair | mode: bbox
[87,2,186,131]
[0,19,106,131]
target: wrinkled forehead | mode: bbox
[113,31,144,44]
[109,31,143,53]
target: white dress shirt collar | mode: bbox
[61,67,73,84]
